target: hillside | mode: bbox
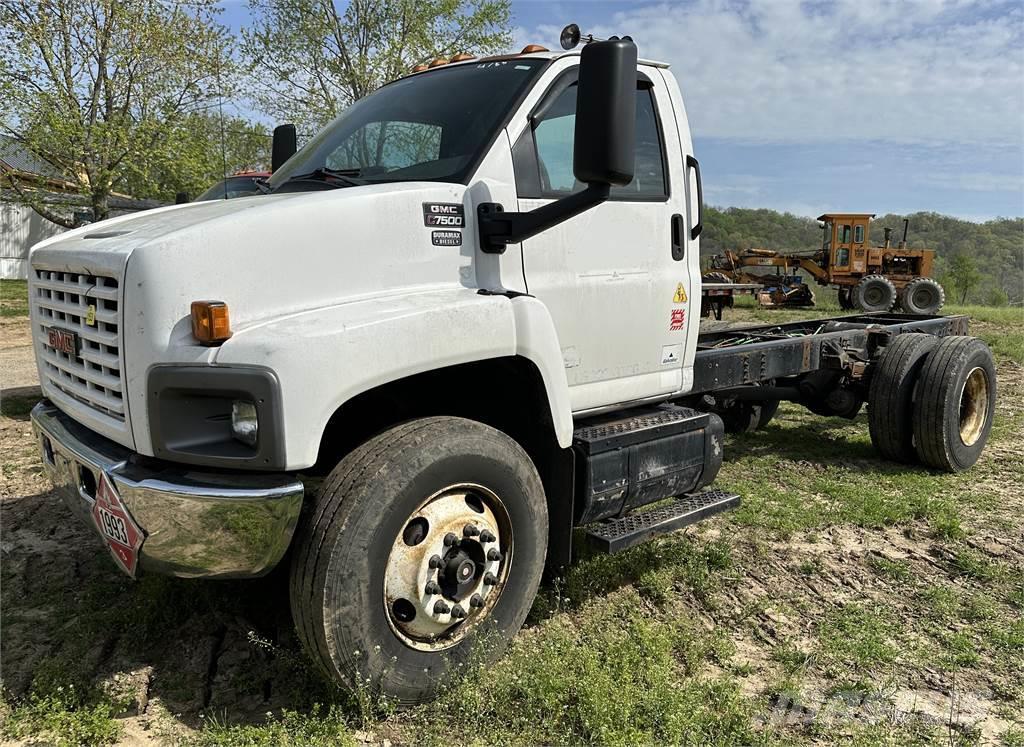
[701,207,1024,305]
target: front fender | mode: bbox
[213,289,573,470]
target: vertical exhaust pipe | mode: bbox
[883,227,893,249]
[899,219,909,250]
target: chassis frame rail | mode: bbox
[692,312,969,394]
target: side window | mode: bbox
[837,247,850,266]
[839,224,852,243]
[822,221,832,251]
[532,95,576,192]
[326,120,442,174]
[854,224,864,243]
[514,79,668,200]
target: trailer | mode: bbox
[700,281,761,320]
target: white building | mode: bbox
[1,135,163,279]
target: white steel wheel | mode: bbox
[958,366,989,447]
[384,483,512,650]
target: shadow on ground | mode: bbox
[0,486,342,729]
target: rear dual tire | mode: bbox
[852,275,897,312]
[898,277,945,315]
[868,333,938,462]
[868,335,996,472]
[912,336,996,472]
[838,287,854,311]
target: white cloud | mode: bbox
[524,0,1024,146]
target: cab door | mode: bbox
[511,68,691,413]
[833,221,852,272]
[850,218,868,273]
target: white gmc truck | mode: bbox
[28,32,997,705]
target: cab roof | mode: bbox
[818,213,876,221]
[403,48,670,80]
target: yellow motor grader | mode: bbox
[708,214,945,314]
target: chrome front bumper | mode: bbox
[31,401,304,579]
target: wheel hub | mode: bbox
[383,484,511,651]
[440,544,483,600]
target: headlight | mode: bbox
[148,366,284,470]
[231,400,258,446]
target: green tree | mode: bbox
[241,0,512,131]
[122,114,271,202]
[944,254,982,305]
[0,0,235,225]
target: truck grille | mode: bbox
[32,269,124,421]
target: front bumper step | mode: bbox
[584,489,741,554]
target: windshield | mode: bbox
[269,59,547,189]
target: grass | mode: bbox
[1,689,125,747]
[414,593,761,746]
[2,296,1022,745]
[1,278,29,317]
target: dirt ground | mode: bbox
[1,312,1022,745]
[0,318,38,394]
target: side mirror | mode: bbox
[271,124,297,173]
[476,34,639,254]
[573,38,637,187]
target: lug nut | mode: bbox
[425,581,441,595]
[479,529,496,543]
[463,524,480,537]
[443,532,457,547]
[484,572,498,586]
[451,605,466,619]
[428,554,442,569]
[470,594,484,608]
[433,600,450,614]
[487,548,502,562]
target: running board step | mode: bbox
[583,489,741,554]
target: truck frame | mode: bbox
[27,31,996,707]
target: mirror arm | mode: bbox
[477,183,611,254]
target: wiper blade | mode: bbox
[276,167,366,190]
[253,178,272,194]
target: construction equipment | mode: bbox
[709,214,945,314]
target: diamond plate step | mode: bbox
[583,489,740,554]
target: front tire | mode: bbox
[289,417,548,706]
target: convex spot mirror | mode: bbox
[573,37,637,188]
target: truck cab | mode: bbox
[820,212,872,274]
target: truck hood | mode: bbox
[28,181,477,455]
[30,182,473,327]
[30,186,406,275]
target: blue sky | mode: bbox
[220,0,1024,221]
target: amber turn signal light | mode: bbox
[191,300,232,345]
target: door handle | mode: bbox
[671,214,685,261]
[686,154,703,240]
